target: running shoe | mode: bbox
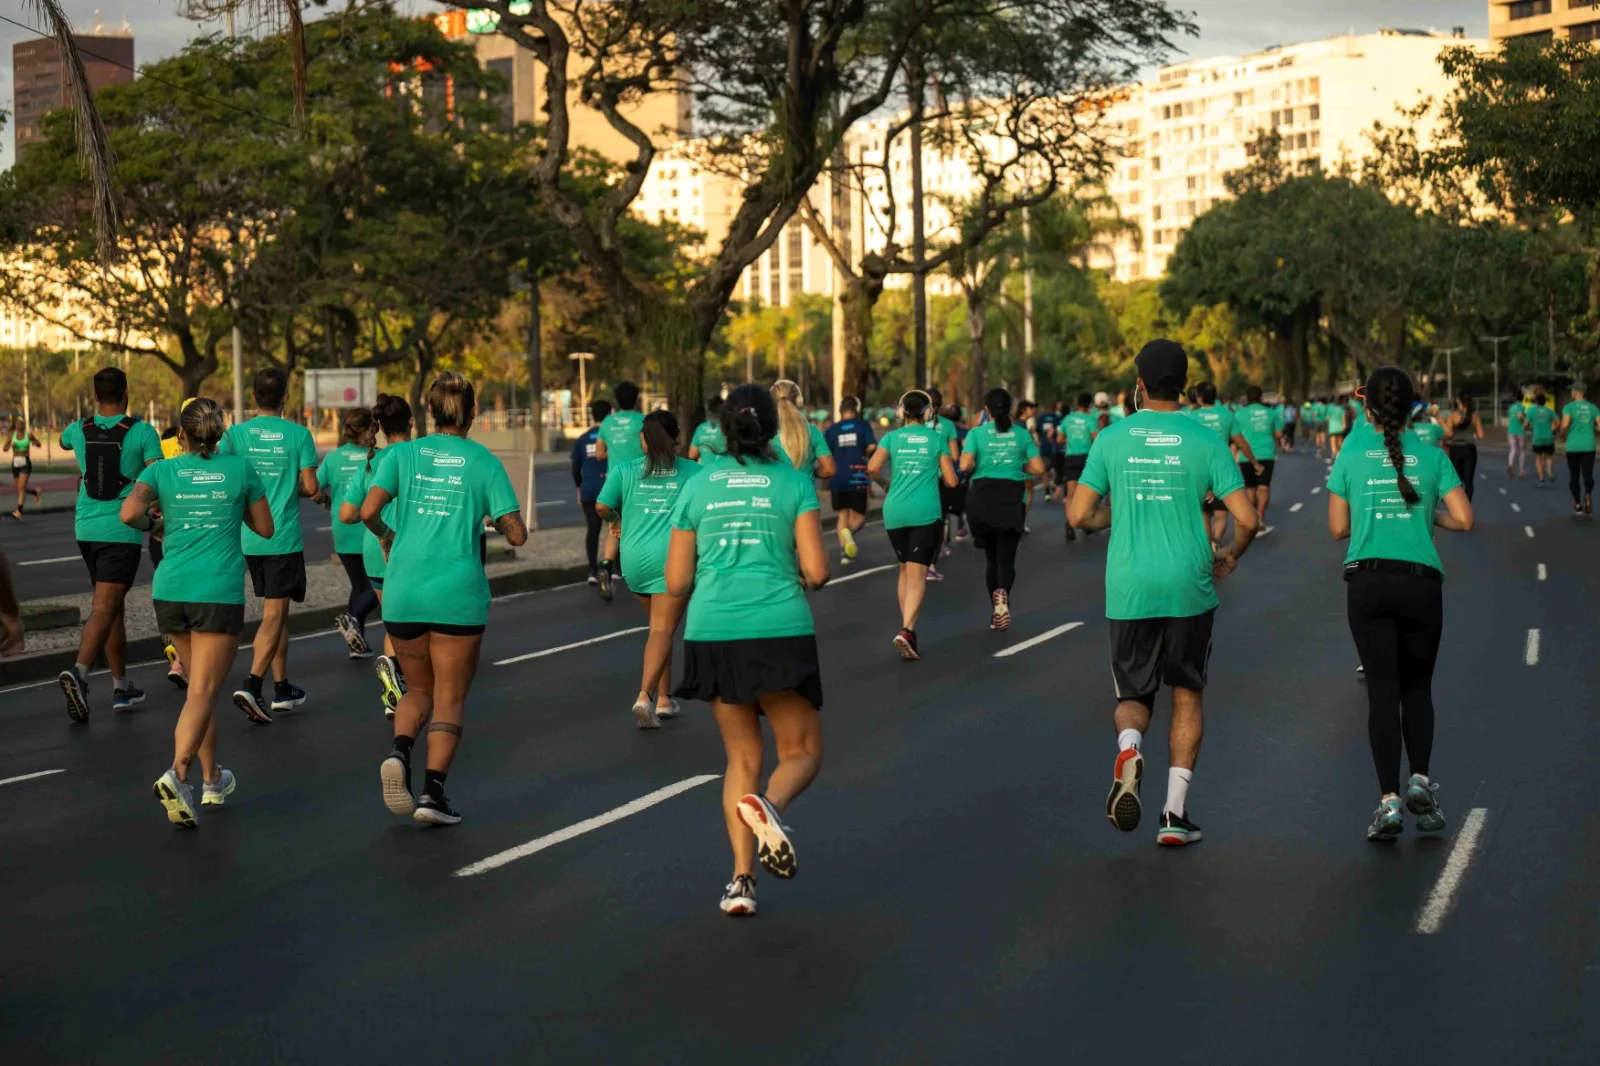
[270,683,307,712]
[165,642,187,689]
[892,628,920,661]
[380,751,415,816]
[941,543,952,558]
[375,655,406,713]
[925,567,944,582]
[720,874,758,916]
[586,573,599,586]
[841,527,858,559]
[1023,524,1032,534]
[232,687,272,724]
[990,589,1011,632]
[414,791,462,826]
[58,668,90,723]
[737,794,797,879]
[1065,524,1076,542]
[1156,810,1203,846]
[153,769,197,828]
[1367,796,1404,841]
[955,525,968,540]
[1586,495,1594,515]
[201,769,237,807]
[656,698,681,720]
[1106,748,1143,832]
[633,696,662,730]
[597,565,615,602]
[1258,525,1274,538]
[1356,664,1365,677]
[335,613,362,657]
[112,683,146,713]
[1404,774,1446,833]
[1576,503,1584,516]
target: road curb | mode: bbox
[0,562,591,688]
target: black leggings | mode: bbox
[1566,451,1595,504]
[337,553,379,625]
[1346,569,1442,795]
[582,499,602,572]
[1448,443,1477,501]
[978,530,1021,596]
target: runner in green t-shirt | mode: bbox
[1506,396,1528,480]
[868,390,959,660]
[1069,340,1259,849]
[1236,386,1286,530]
[663,383,830,914]
[317,410,380,659]
[596,411,701,728]
[595,381,646,595]
[688,396,726,461]
[124,398,274,828]
[1411,405,1445,448]
[1524,388,1558,485]
[1327,367,1473,842]
[922,385,963,572]
[960,389,1046,633]
[1188,383,1261,547]
[1560,383,1599,513]
[771,380,837,481]
[1058,393,1100,542]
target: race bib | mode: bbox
[11,455,25,469]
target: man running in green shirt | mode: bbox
[1525,387,1558,486]
[1188,382,1261,547]
[1058,392,1099,542]
[1069,340,1259,847]
[1237,386,1286,529]
[1560,383,1599,514]
[688,395,725,462]
[594,380,645,598]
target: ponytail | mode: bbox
[771,379,811,472]
[180,398,227,460]
[721,383,778,465]
[984,387,1013,433]
[641,410,680,478]
[1365,366,1420,506]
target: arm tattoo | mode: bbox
[129,482,156,508]
[495,512,527,541]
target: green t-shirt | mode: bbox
[961,421,1038,481]
[1327,425,1461,574]
[1525,402,1557,446]
[596,454,700,595]
[372,435,520,626]
[317,443,372,555]
[879,425,946,529]
[1078,410,1245,620]
[929,415,960,458]
[1412,421,1445,448]
[219,415,317,556]
[1563,400,1599,453]
[1108,405,1127,422]
[1506,403,1527,436]
[339,448,394,581]
[1061,411,1097,456]
[1237,403,1282,461]
[60,414,163,544]
[599,410,645,465]
[668,455,819,641]
[690,419,725,456]
[773,423,830,471]
[138,454,266,605]
[1311,402,1327,423]
[1351,407,1370,432]
[1187,405,1237,444]
[1326,404,1348,435]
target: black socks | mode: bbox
[424,770,448,800]
[247,673,263,695]
[392,735,414,759]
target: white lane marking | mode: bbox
[1415,808,1489,935]
[1537,564,1547,582]
[993,622,1084,659]
[1524,526,1535,539]
[1510,503,1521,513]
[495,626,647,666]
[0,768,66,787]
[1311,486,1322,495]
[314,525,332,532]
[827,563,895,586]
[1289,502,1304,513]
[1480,474,1488,480]
[535,500,566,507]
[1524,629,1540,665]
[18,555,80,566]
[1498,487,1507,496]
[454,774,720,877]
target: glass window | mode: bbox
[1309,103,1320,121]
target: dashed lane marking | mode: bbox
[1289,502,1304,513]
[0,768,66,787]
[1498,487,1507,496]
[495,627,648,666]
[1537,564,1547,582]
[1415,808,1489,935]
[827,564,896,586]
[1311,486,1322,495]
[993,622,1084,659]
[17,556,80,566]
[1525,526,1535,539]
[1525,629,1540,666]
[1510,503,1521,513]
[453,774,721,877]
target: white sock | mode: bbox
[1117,728,1143,753]
[112,675,126,691]
[74,662,91,680]
[1165,767,1193,815]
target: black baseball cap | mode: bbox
[1134,339,1188,395]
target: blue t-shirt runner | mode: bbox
[824,415,876,499]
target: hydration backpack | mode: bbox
[80,416,137,501]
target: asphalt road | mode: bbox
[1,448,1596,1064]
[1,465,583,601]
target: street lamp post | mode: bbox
[1435,347,1463,406]
[571,352,595,415]
[1482,335,1512,426]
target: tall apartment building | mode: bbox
[11,30,135,156]
[1489,0,1600,44]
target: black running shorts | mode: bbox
[830,489,868,514]
[1051,453,1066,481]
[886,521,943,566]
[153,600,245,636]
[385,621,487,640]
[247,552,308,603]
[11,457,32,479]
[78,540,142,587]
[1062,454,1088,484]
[676,635,823,711]
[1109,609,1216,705]
[1533,443,1556,457]
[1256,460,1276,487]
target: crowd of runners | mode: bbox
[7,343,1597,916]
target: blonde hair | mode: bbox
[427,371,476,430]
[770,379,810,472]
[180,398,227,458]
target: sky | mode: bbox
[0,1,1490,170]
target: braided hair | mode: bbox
[1365,366,1420,506]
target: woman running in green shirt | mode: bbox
[770,380,836,481]
[666,384,830,916]
[961,388,1046,632]
[318,409,380,659]
[121,399,273,827]
[363,374,527,826]
[5,416,43,518]
[596,411,700,729]
[866,390,959,661]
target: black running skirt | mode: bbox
[965,477,1027,535]
[675,635,823,711]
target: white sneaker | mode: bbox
[655,698,680,720]
[154,769,197,828]
[737,794,796,879]
[720,874,757,916]
[202,768,237,806]
[633,697,661,730]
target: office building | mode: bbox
[11,30,135,156]
[1489,0,1600,45]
